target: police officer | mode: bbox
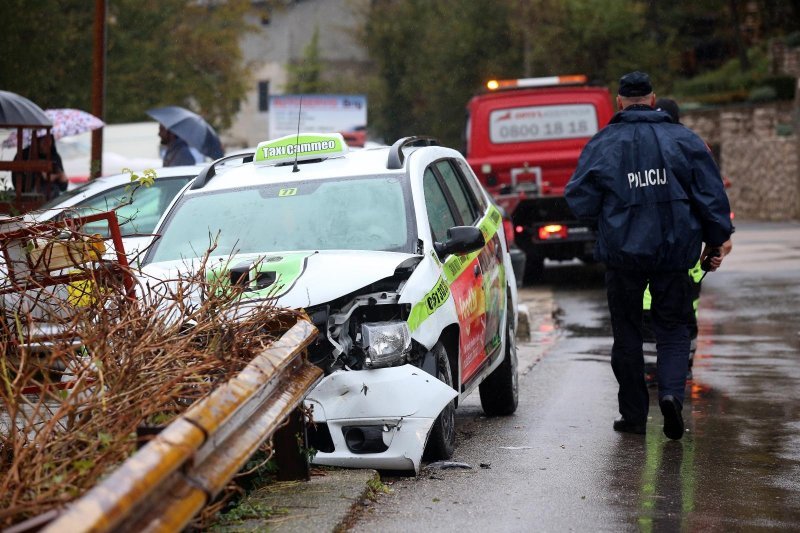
[565,71,733,440]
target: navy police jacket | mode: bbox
[565,106,733,272]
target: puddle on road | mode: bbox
[504,255,800,528]
[597,270,800,528]
[531,254,800,528]
[516,288,565,374]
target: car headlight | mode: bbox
[361,321,411,368]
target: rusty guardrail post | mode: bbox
[274,408,311,481]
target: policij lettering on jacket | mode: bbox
[628,168,667,188]
[564,107,732,272]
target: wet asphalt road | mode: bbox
[353,221,800,532]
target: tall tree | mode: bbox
[0,0,254,130]
[106,0,254,129]
[363,0,519,148]
[513,0,661,88]
[285,28,331,94]
[0,0,93,110]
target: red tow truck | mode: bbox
[465,75,615,281]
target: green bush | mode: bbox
[748,86,777,102]
[672,46,771,105]
[785,31,800,48]
[761,76,797,100]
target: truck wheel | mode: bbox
[424,342,456,460]
[523,254,545,284]
[479,308,519,416]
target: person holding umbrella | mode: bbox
[158,123,196,167]
[4,107,105,199]
[147,106,224,167]
[12,132,68,200]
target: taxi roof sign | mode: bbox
[255,132,348,166]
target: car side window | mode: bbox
[70,178,190,237]
[455,158,488,212]
[435,160,479,225]
[423,167,457,242]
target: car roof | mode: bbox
[79,164,205,193]
[183,142,463,195]
[56,165,203,202]
[192,147,399,193]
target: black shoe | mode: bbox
[613,417,646,435]
[660,395,684,440]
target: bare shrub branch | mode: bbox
[1,217,300,527]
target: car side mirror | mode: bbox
[434,226,485,258]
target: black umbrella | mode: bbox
[146,106,224,159]
[0,90,52,127]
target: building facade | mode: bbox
[225,0,370,148]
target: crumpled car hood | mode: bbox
[140,249,418,309]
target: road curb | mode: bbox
[213,468,378,532]
[516,303,531,340]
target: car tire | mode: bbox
[479,306,519,416]
[424,342,456,460]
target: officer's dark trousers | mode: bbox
[606,268,693,424]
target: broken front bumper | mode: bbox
[304,364,457,473]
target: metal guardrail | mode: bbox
[21,318,322,533]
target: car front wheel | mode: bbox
[479,304,519,416]
[424,342,456,460]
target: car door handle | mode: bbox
[474,264,480,278]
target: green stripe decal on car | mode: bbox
[408,276,450,332]
[208,252,311,299]
[407,206,502,332]
[442,205,502,283]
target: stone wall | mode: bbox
[682,102,800,221]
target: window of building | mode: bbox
[258,81,270,112]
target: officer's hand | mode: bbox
[720,238,733,258]
[701,240,731,271]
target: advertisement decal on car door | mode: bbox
[448,255,486,383]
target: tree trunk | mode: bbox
[728,0,750,72]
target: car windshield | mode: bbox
[148,174,414,263]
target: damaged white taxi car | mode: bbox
[139,133,519,473]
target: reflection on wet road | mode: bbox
[354,222,800,532]
[556,222,800,530]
